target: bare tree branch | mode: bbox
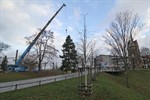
[103,11,143,88]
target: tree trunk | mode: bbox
[125,71,129,88]
[38,59,42,72]
[124,59,129,88]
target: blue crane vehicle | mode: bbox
[7,3,66,72]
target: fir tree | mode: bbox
[60,35,78,72]
[1,56,8,71]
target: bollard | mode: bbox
[15,84,17,90]
[39,81,41,85]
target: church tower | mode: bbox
[127,33,143,69]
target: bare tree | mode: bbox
[45,45,59,69]
[25,29,58,71]
[0,42,10,53]
[103,11,143,88]
[140,47,150,56]
[77,15,97,67]
[77,14,98,90]
[140,47,150,68]
[20,52,38,71]
[88,42,97,67]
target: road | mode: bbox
[0,69,103,93]
[0,72,78,93]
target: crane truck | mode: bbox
[7,3,66,72]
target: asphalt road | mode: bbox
[0,72,78,93]
[0,69,102,93]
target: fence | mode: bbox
[101,67,125,72]
[0,73,78,93]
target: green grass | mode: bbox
[0,70,62,82]
[0,69,149,100]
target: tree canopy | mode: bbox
[25,29,58,71]
[0,42,10,53]
[103,11,143,88]
[140,47,150,56]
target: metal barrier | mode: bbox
[0,74,78,93]
[101,67,125,72]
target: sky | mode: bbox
[0,0,150,64]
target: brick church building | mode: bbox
[127,35,143,69]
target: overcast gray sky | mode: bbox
[0,0,150,62]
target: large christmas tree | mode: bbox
[60,35,78,72]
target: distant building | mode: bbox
[77,53,92,67]
[128,36,143,69]
[141,55,150,68]
[95,55,114,68]
[77,54,83,68]
[95,55,126,69]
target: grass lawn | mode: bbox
[0,69,149,100]
[0,70,62,82]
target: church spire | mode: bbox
[130,32,133,41]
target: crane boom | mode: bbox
[16,3,66,65]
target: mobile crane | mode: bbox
[7,3,66,72]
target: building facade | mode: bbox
[128,39,143,69]
[95,55,114,68]
[95,55,125,69]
